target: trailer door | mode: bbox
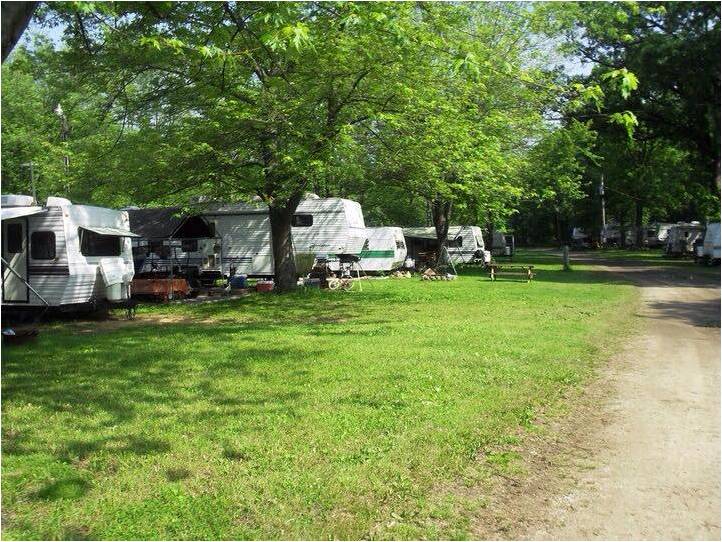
[2,219,29,302]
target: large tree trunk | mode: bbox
[431,197,451,248]
[2,2,37,62]
[485,214,495,254]
[554,211,563,247]
[269,193,303,292]
[634,200,644,248]
[619,210,627,249]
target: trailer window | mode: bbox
[181,239,198,252]
[396,240,405,249]
[292,214,313,227]
[79,228,121,257]
[6,223,23,253]
[31,231,56,260]
[447,237,463,248]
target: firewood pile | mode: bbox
[390,270,413,278]
[420,268,457,281]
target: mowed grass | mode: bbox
[2,252,637,540]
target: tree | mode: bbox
[41,2,429,290]
[1,1,37,62]
[553,1,721,191]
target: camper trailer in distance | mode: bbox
[491,231,516,256]
[126,207,222,286]
[645,222,674,248]
[359,227,407,272]
[700,222,721,264]
[1,195,137,312]
[665,222,705,256]
[402,226,491,268]
[202,196,368,277]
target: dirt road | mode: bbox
[476,259,721,540]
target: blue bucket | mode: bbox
[229,274,247,289]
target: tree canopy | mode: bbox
[2,1,719,283]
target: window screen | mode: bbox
[292,214,313,227]
[79,228,121,257]
[6,223,23,253]
[31,231,56,260]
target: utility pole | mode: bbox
[599,173,607,244]
[21,161,36,204]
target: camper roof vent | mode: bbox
[304,192,320,200]
[1,194,35,207]
[46,196,72,207]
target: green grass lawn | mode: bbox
[2,254,637,540]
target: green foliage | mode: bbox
[1,0,717,247]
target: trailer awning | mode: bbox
[80,225,140,237]
[1,207,46,221]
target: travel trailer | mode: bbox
[701,222,721,263]
[202,196,368,277]
[1,195,137,312]
[402,226,491,267]
[359,227,407,272]
[571,227,591,248]
[601,223,634,246]
[491,231,516,256]
[645,222,674,248]
[665,222,705,256]
[126,207,223,286]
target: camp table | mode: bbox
[488,264,534,282]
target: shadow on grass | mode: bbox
[2,321,327,465]
[33,477,90,501]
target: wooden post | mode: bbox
[562,245,571,271]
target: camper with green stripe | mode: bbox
[358,227,407,273]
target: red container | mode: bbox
[256,281,274,293]
[132,278,190,301]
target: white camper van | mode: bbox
[402,225,491,267]
[202,196,368,277]
[1,195,137,311]
[665,222,705,256]
[359,227,407,272]
[702,222,721,263]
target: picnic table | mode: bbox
[488,264,534,282]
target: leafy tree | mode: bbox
[39,1,432,290]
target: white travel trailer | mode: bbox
[1,195,137,311]
[491,231,516,256]
[702,222,721,263]
[645,222,674,248]
[665,222,705,256]
[359,227,407,272]
[571,227,591,248]
[402,225,491,267]
[202,196,368,277]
